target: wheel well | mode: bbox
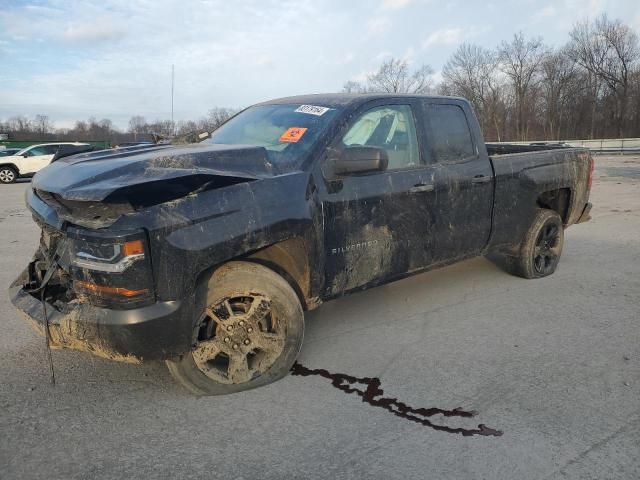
[0,163,18,171]
[537,188,571,224]
[191,238,313,311]
[245,238,311,310]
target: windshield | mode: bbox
[203,104,340,168]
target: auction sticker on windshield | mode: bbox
[295,105,331,116]
[279,127,308,143]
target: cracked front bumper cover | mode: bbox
[9,269,194,362]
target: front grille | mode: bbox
[32,221,72,276]
[26,228,76,311]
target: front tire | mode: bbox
[166,261,304,395]
[0,166,17,184]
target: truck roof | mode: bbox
[259,93,466,109]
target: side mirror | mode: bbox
[331,146,388,175]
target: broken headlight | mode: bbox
[71,237,144,273]
[67,228,155,308]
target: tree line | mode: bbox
[0,108,237,145]
[346,15,640,141]
[2,15,638,144]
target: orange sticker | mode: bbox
[279,127,308,143]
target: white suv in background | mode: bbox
[0,143,91,184]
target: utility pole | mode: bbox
[171,64,175,133]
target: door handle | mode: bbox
[409,184,435,193]
[471,175,491,184]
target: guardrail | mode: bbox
[565,138,640,154]
[493,138,640,154]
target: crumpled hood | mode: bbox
[32,143,276,202]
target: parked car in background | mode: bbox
[0,143,93,184]
[0,148,21,157]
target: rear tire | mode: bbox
[166,261,304,396]
[0,166,17,184]
[491,209,564,279]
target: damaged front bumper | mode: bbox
[9,267,194,363]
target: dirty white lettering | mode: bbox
[331,239,379,254]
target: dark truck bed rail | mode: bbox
[486,143,571,155]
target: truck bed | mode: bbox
[487,144,592,250]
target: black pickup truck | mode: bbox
[9,94,593,395]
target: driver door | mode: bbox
[319,101,435,297]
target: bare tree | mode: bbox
[498,33,546,141]
[128,115,148,140]
[540,48,578,140]
[367,58,434,94]
[33,114,53,135]
[73,120,89,140]
[176,120,200,136]
[568,15,640,137]
[7,116,32,133]
[147,119,176,137]
[631,68,640,135]
[206,107,237,130]
[342,80,366,93]
[343,58,435,94]
[442,43,506,140]
[98,118,113,131]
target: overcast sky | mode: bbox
[1,0,639,129]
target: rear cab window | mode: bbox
[423,104,476,163]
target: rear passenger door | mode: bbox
[420,101,493,264]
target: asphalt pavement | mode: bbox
[1,155,638,479]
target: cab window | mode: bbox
[424,104,475,163]
[342,105,421,170]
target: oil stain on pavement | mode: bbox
[291,363,502,437]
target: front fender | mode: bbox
[142,173,322,300]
